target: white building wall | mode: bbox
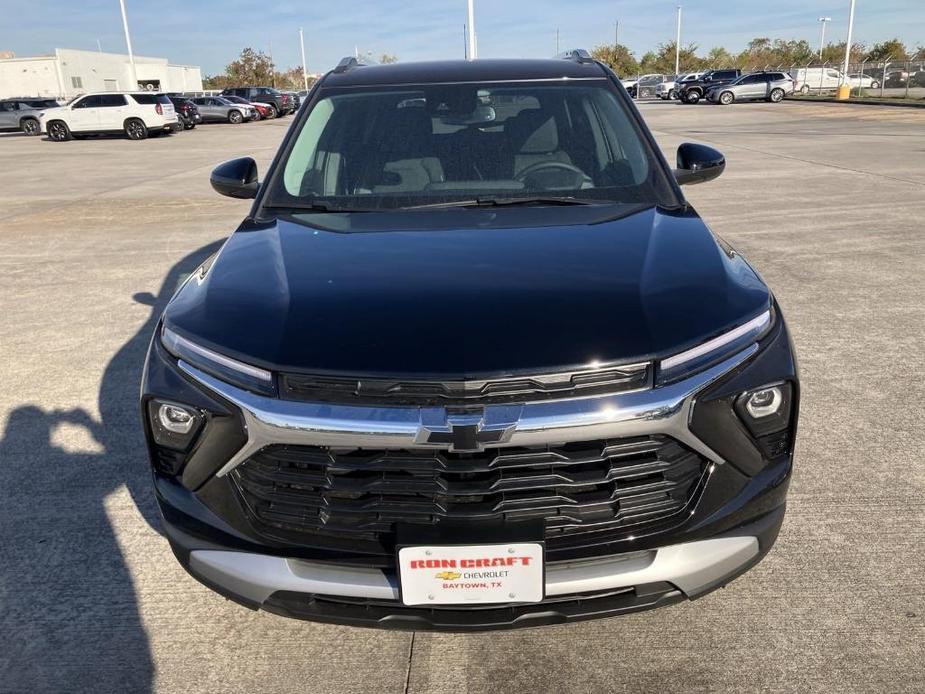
[0,56,62,98]
[0,48,203,99]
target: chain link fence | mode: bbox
[771,59,925,99]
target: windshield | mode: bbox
[264,81,676,211]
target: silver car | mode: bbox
[190,96,256,124]
[0,98,58,135]
[707,72,795,105]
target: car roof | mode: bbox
[322,58,608,87]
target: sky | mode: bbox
[1,0,921,74]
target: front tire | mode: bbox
[668,89,676,100]
[228,110,243,124]
[870,80,880,89]
[800,84,810,95]
[21,117,40,136]
[769,88,785,103]
[46,120,71,141]
[124,118,148,140]
[685,90,701,104]
[266,104,278,119]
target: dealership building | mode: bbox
[0,48,203,99]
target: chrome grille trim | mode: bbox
[178,344,758,478]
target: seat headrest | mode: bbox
[507,110,559,154]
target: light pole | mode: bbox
[117,0,138,89]
[467,0,477,60]
[299,28,308,91]
[615,20,619,47]
[817,16,831,59]
[841,0,856,81]
[675,6,682,75]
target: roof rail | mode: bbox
[557,49,594,64]
[333,56,371,74]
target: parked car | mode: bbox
[621,73,666,98]
[222,95,270,121]
[792,67,846,94]
[0,98,57,135]
[221,87,294,117]
[911,71,925,88]
[39,92,179,141]
[707,71,795,104]
[143,51,798,631]
[679,69,743,103]
[189,96,256,124]
[166,96,202,130]
[656,72,704,100]
[846,73,881,89]
[884,70,908,88]
[283,91,302,110]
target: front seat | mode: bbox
[506,110,572,177]
[371,107,444,193]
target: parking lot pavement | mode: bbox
[1,103,923,693]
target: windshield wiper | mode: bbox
[263,200,371,213]
[404,196,603,210]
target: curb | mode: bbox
[789,97,925,110]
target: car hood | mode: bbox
[163,206,770,378]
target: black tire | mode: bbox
[228,110,243,124]
[685,90,701,104]
[800,84,810,95]
[668,89,676,100]
[46,120,71,141]
[870,80,880,89]
[21,117,40,136]
[266,104,278,119]
[719,91,734,105]
[124,118,147,140]
[184,122,196,130]
[769,88,784,103]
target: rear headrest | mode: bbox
[507,110,559,154]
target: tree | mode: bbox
[379,54,398,64]
[704,46,735,68]
[866,39,909,62]
[224,47,276,85]
[590,44,639,77]
[820,41,866,65]
[639,42,704,74]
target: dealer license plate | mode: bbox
[398,543,544,606]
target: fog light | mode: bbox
[147,399,203,452]
[744,387,783,419]
[158,403,196,433]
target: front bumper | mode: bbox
[164,506,783,630]
[143,306,798,630]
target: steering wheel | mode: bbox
[514,161,592,190]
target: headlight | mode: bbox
[161,324,276,396]
[657,310,772,385]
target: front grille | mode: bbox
[230,435,706,553]
[278,362,651,406]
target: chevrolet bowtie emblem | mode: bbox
[416,407,521,452]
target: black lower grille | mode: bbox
[230,435,707,553]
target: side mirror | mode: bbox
[674,143,725,186]
[210,157,259,199]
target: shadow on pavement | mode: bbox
[0,240,224,693]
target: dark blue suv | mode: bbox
[142,51,798,631]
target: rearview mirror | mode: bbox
[210,157,259,199]
[674,143,725,186]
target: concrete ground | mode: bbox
[1,101,923,693]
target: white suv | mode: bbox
[39,92,180,141]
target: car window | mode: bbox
[74,95,102,108]
[271,81,676,212]
[131,94,160,105]
[0,102,15,112]
[98,94,127,107]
